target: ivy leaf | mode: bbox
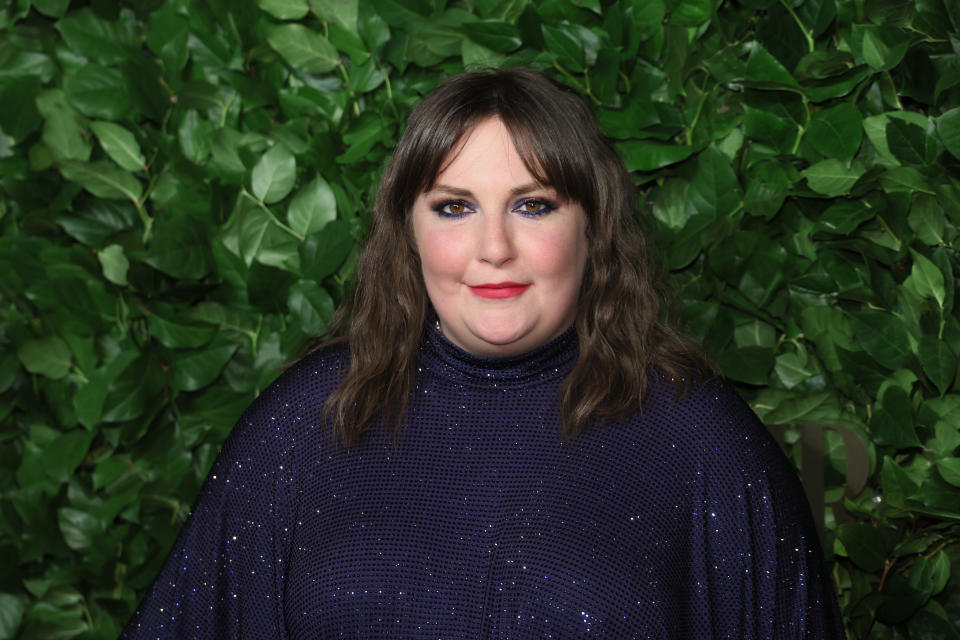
[930,421,960,457]
[36,89,90,162]
[837,522,888,572]
[541,24,585,72]
[145,215,212,279]
[617,140,694,171]
[817,200,874,234]
[145,3,189,74]
[853,24,910,71]
[58,160,143,204]
[336,114,385,163]
[310,0,359,30]
[220,196,272,267]
[687,146,742,218]
[918,336,957,396]
[359,9,390,53]
[908,195,946,245]
[57,507,104,551]
[880,456,919,508]
[63,64,131,120]
[33,0,70,17]
[932,247,956,313]
[745,43,800,88]
[177,110,214,164]
[806,103,863,162]
[97,244,129,286]
[936,106,960,160]
[904,250,946,308]
[288,175,337,237]
[147,314,216,349]
[328,23,371,63]
[795,0,836,38]
[257,0,309,20]
[802,159,865,196]
[870,407,921,448]
[55,7,137,65]
[669,0,712,26]
[348,58,385,93]
[717,346,774,385]
[55,201,138,247]
[90,121,145,172]
[287,280,335,335]
[848,310,912,370]
[17,336,72,380]
[0,77,43,142]
[251,145,297,204]
[743,159,795,218]
[299,220,354,281]
[465,21,522,52]
[630,0,666,40]
[73,350,138,429]
[651,178,691,230]
[0,593,26,640]
[739,243,787,306]
[775,350,816,389]
[267,24,340,74]
[169,338,238,392]
[887,119,931,166]
[43,429,95,483]
[937,458,960,487]
[880,167,935,195]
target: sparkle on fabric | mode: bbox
[122,324,844,638]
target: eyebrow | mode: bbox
[427,182,548,199]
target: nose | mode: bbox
[478,213,515,267]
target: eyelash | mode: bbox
[432,200,476,218]
[513,198,557,217]
[430,198,558,219]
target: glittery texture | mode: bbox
[121,326,845,638]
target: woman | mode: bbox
[122,68,844,638]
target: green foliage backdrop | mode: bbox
[1,0,959,637]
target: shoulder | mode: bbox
[641,372,760,435]
[639,373,816,521]
[641,373,792,478]
[253,341,349,412]
[220,341,349,454]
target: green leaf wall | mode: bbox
[1,0,959,637]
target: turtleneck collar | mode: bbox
[418,313,579,387]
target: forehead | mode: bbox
[426,118,550,193]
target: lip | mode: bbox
[468,282,530,299]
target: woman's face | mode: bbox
[411,117,588,358]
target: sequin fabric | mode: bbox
[121,324,845,639]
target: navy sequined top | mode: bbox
[122,324,845,638]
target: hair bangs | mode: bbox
[499,111,594,215]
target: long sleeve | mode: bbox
[685,379,846,638]
[120,364,307,639]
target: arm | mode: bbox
[687,380,846,639]
[120,366,308,639]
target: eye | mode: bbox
[432,200,475,218]
[512,198,557,217]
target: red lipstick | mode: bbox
[468,282,530,299]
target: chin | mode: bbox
[468,319,529,345]
[473,332,538,358]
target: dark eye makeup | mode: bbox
[429,197,559,219]
[431,200,476,218]
[511,197,558,217]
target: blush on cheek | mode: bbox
[520,232,585,278]
[419,230,468,288]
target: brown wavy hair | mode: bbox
[323,67,707,445]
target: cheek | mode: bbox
[526,229,588,284]
[416,228,469,283]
